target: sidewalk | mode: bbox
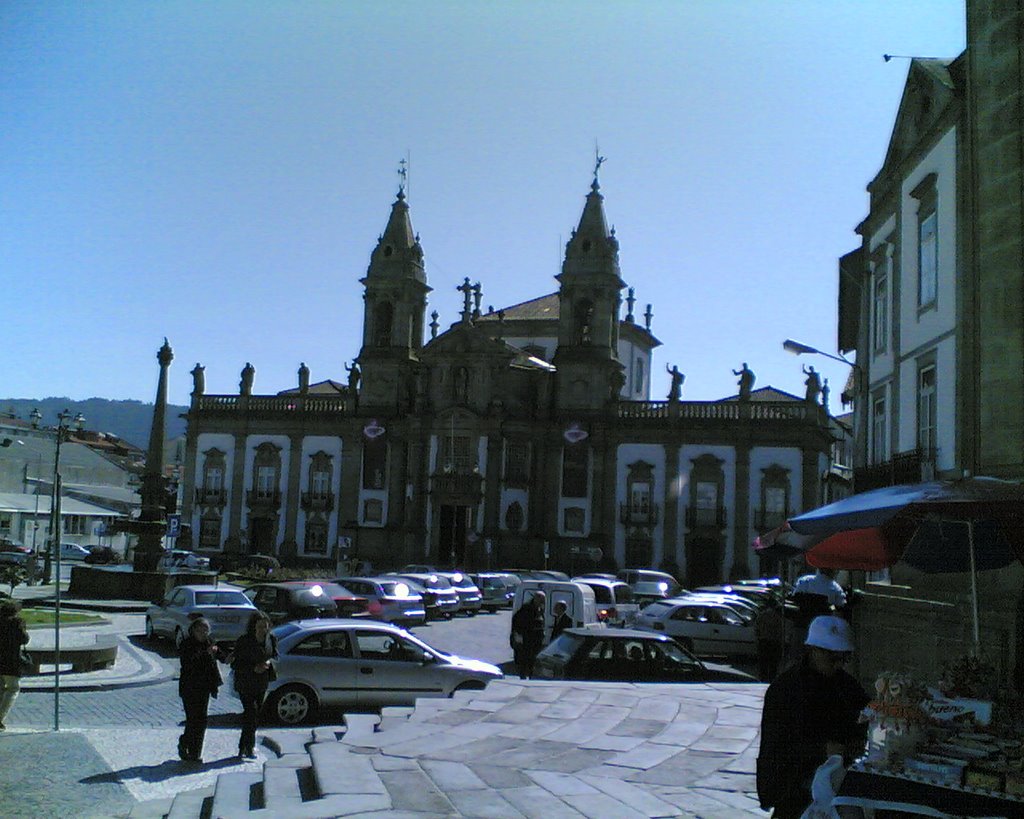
[0,680,769,819]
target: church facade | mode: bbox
[180,178,836,586]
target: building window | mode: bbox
[0,513,11,535]
[256,466,277,498]
[504,501,524,532]
[574,299,594,345]
[304,522,328,554]
[561,445,589,498]
[205,466,223,493]
[308,452,332,498]
[872,261,889,353]
[199,517,221,548]
[442,434,472,472]
[363,499,383,524]
[918,364,937,454]
[373,302,393,347]
[504,442,530,486]
[362,440,386,489]
[634,357,644,394]
[563,507,585,533]
[63,515,86,535]
[872,393,888,464]
[912,174,938,309]
[694,481,718,527]
[758,465,790,531]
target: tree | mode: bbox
[0,563,28,595]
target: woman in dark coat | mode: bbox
[0,599,29,730]
[229,611,277,759]
[177,616,222,762]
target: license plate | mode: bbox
[213,615,239,623]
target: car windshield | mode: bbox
[194,591,250,606]
[379,581,412,597]
[583,584,613,604]
[302,582,353,598]
[539,633,583,659]
[614,585,635,603]
[641,601,674,618]
[479,577,505,589]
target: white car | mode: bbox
[145,584,257,646]
[633,599,757,658]
[266,619,503,724]
[159,550,211,571]
[53,543,91,561]
[570,577,639,626]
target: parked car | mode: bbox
[502,569,571,582]
[533,627,755,683]
[145,584,258,646]
[84,545,120,564]
[264,619,503,723]
[401,564,440,573]
[678,592,761,620]
[694,584,775,607]
[616,569,683,605]
[208,552,281,574]
[159,549,211,571]
[334,576,426,627]
[390,574,460,620]
[513,580,600,643]
[54,542,91,561]
[438,572,482,615]
[243,582,368,625]
[469,573,515,612]
[571,577,639,626]
[633,599,757,658]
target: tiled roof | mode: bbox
[717,386,804,403]
[278,380,347,396]
[478,293,559,321]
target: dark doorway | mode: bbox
[250,517,275,554]
[685,537,722,588]
[438,505,469,567]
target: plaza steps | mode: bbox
[142,702,469,819]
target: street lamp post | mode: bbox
[48,408,85,732]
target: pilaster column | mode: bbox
[662,441,681,572]
[229,434,247,550]
[731,442,751,579]
[283,434,303,561]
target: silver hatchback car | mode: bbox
[145,584,258,646]
[265,619,503,724]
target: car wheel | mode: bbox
[144,617,156,642]
[272,685,318,725]
[452,680,486,697]
[466,609,476,617]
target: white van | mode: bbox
[512,580,600,645]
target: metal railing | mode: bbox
[619,503,660,526]
[300,491,335,512]
[245,489,282,508]
[194,487,226,506]
[854,448,932,491]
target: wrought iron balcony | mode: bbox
[246,489,281,508]
[619,503,660,527]
[685,506,727,529]
[194,486,226,506]
[300,491,335,512]
[854,448,932,492]
[431,471,484,499]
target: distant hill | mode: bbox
[0,398,188,449]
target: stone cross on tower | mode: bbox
[625,287,636,323]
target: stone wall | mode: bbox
[68,565,216,601]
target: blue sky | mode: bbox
[1,1,966,411]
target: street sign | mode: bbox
[166,514,181,538]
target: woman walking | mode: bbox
[229,612,277,759]
[177,616,222,762]
[0,600,29,730]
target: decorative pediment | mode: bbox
[873,59,959,188]
[423,322,513,359]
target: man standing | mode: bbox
[756,616,869,818]
[510,591,546,679]
[550,600,572,641]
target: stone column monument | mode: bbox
[133,338,174,572]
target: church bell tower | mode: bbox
[357,186,431,412]
[552,169,626,410]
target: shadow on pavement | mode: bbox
[81,754,242,785]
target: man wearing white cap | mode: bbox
[756,615,869,818]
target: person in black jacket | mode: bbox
[177,616,222,762]
[509,591,545,679]
[756,615,869,818]
[0,600,29,730]
[228,612,277,759]
[550,601,572,642]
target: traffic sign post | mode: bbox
[166,514,181,539]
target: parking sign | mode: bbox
[166,514,181,538]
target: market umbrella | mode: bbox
[752,521,820,560]
[787,477,1024,648]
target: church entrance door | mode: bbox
[250,517,275,555]
[439,505,469,567]
[685,537,722,588]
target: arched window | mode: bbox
[374,302,393,347]
[504,501,524,532]
[574,299,594,345]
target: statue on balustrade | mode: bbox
[240,362,255,396]
[666,364,685,402]
[190,363,205,396]
[803,365,821,405]
[733,362,755,401]
[298,362,310,394]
